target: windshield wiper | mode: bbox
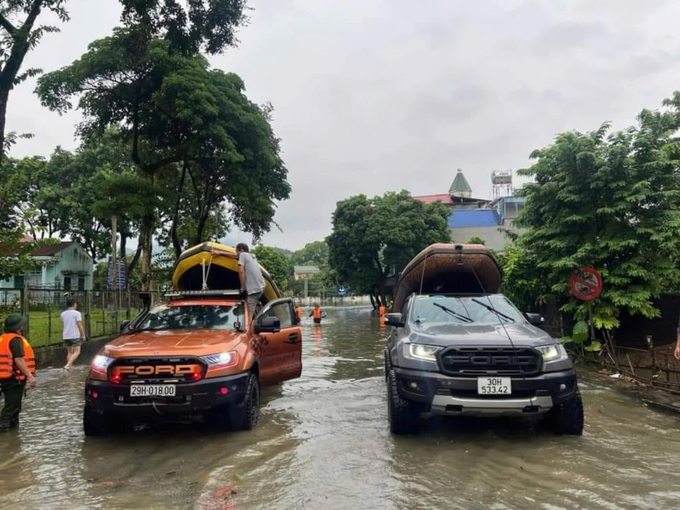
[432,302,473,323]
[471,298,514,323]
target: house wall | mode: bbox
[449,226,512,251]
[55,244,94,290]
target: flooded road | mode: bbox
[2,306,680,509]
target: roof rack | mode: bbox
[164,289,242,299]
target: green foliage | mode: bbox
[0,0,70,161]
[513,93,680,328]
[291,240,329,267]
[36,24,289,285]
[0,229,37,281]
[253,245,292,292]
[497,246,549,312]
[466,236,485,245]
[327,190,451,302]
[119,0,247,55]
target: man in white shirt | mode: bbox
[61,299,86,372]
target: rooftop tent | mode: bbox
[391,243,502,312]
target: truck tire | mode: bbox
[546,391,584,435]
[384,349,392,381]
[229,373,260,431]
[387,369,420,435]
[83,405,124,437]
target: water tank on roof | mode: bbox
[491,170,512,185]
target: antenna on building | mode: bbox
[491,170,513,199]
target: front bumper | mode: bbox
[84,372,250,417]
[393,366,579,416]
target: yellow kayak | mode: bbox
[171,241,281,303]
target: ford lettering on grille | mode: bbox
[438,347,541,376]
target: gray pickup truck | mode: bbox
[383,244,584,435]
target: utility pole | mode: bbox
[111,215,118,310]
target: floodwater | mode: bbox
[2,307,680,510]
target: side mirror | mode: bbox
[255,316,281,334]
[120,320,132,333]
[525,313,544,326]
[383,312,405,328]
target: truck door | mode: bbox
[255,298,302,385]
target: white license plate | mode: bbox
[130,385,176,397]
[477,377,512,395]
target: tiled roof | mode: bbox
[0,240,75,257]
[32,241,75,256]
[412,194,454,204]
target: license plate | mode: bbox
[130,385,176,397]
[477,377,512,395]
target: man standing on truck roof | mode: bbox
[0,314,37,432]
[235,243,265,319]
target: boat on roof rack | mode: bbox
[391,243,502,312]
[171,241,281,305]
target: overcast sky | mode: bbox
[8,0,680,251]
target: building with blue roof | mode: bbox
[414,170,525,251]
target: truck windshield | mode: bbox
[412,295,525,326]
[136,304,245,332]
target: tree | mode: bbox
[514,95,680,329]
[253,245,291,292]
[0,0,69,160]
[466,236,485,245]
[291,240,329,267]
[327,190,451,305]
[119,0,247,55]
[36,25,289,287]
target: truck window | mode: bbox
[137,304,245,331]
[261,302,294,328]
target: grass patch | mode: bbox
[25,308,142,347]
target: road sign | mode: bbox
[569,267,602,301]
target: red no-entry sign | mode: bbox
[569,267,603,301]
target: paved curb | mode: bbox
[33,336,115,369]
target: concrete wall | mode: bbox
[34,335,114,369]
[449,226,511,251]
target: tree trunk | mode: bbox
[120,230,127,260]
[0,87,8,161]
[170,160,188,257]
[127,242,142,276]
[140,211,154,291]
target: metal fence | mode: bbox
[0,288,163,347]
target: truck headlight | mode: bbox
[536,344,567,361]
[409,344,441,361]
[203,351,239,368]
[91,355,114,374]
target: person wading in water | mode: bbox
[0,314,37,432]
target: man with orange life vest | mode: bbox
[309,304,324,325]
[0,314,36,432]
[294,303,303,324]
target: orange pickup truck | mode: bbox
[83,290,302,436]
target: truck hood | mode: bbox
[408,322,555,348]
[102,329,247,357]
